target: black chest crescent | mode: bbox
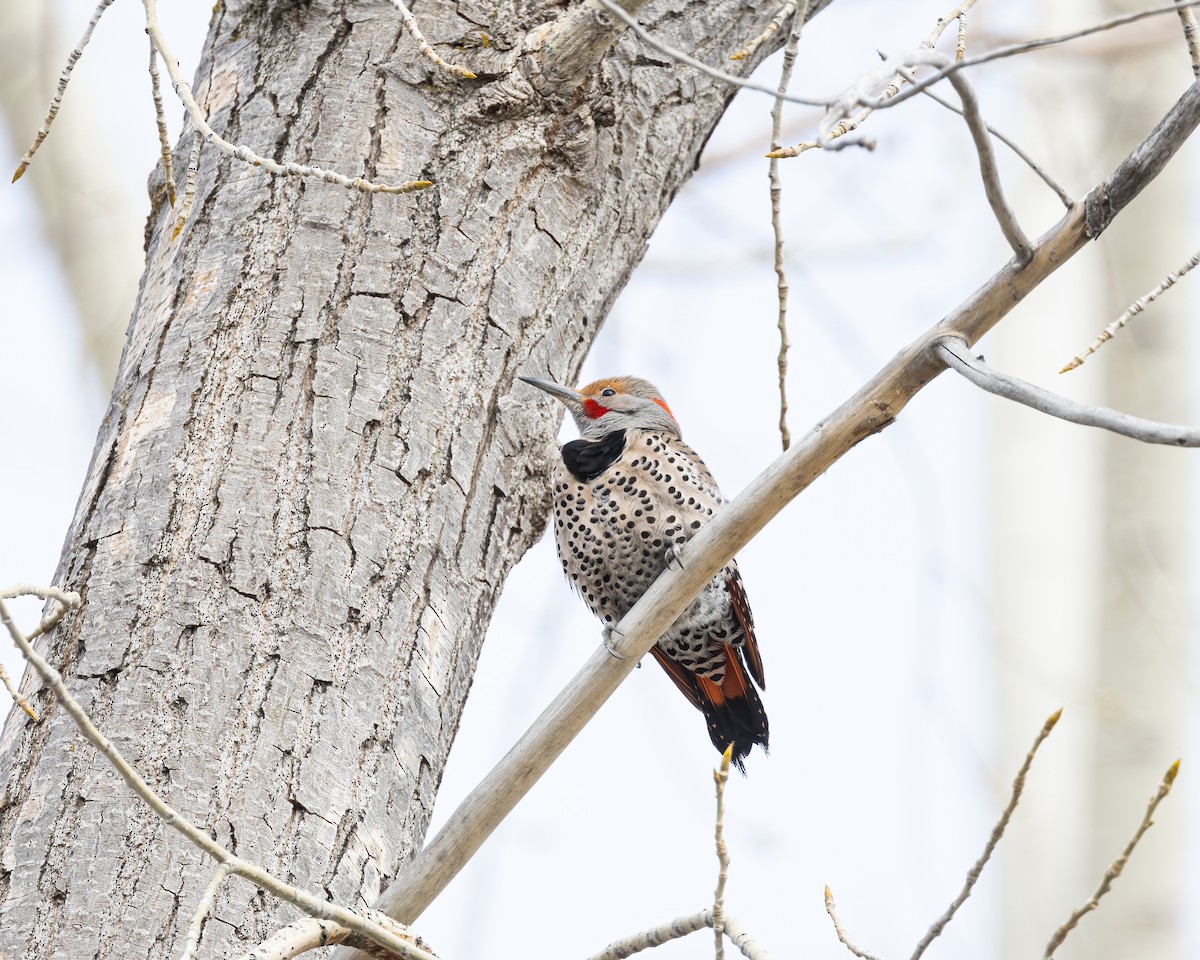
[561,430,627,483]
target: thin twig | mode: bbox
[910,709,1062,960]
[599,0,1200,121]
[824,886,882,960]
[1061,247,1200,371]
[588,912,712,960]
[591,0,824,106]
[868,1,1200,112]
[927,0,979,49]
[12,0,118,182]
[240,919,356,960]
[585,910,769,960]
[768,0,809,452]
[0,586,436,960]
[330,87,1200,955]
[141,0,431,195]
[0,658,36,720]
[1044,760,1182,958]
[937,337,1200,446]
[384,0,476,79]
[720,916,771,960]
[172,130,204,240]
[730,0,797,62]
[895,63,1073,207]
[823,50,1031,258]
[1175,0,1200,76]
[180,863,233,960]
[148,35,176,207]
[239,912,430,960]
[766,0,1065,212]
[955,10,968,61]
[712,745,733,960]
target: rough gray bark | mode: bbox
[0,0,829,956]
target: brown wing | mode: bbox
[649,645,705,709]
[726,567,765,689]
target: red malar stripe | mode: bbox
[583,399,610,419]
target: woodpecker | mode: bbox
[520,374,768,770]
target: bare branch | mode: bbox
[731,0,797,62]
[823,886,882,960]
[239,911,430,960]
[1044,760,1182,958]
[332,81,1200,956]
[172,130,204,240]
[239,919,356,960]
[720,917,771,960]
[823,49,1032,259]
[1061,246,1200,371]
[768,0,810,451]
[712,746,733,960]
[0,657,36,721]
[910,709,1062,960]
[1175,0,1200,76]
[585,910,769,960]
[926,1,978,49]
[587,913,712,960]
[0,586,436,960]
[936,337,1200,446]
[763,0,935,160]
[384,0,476,79]
[147,37,176,207]
[180,864,233,960]
[895,64,1073,206]
[870,2,1200,112]
[12,0,117,182]
[590,0,825,106]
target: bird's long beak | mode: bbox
[519,376,584,406]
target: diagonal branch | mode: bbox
[1060,246,1200,371]
[1044,760,1181,958]
[909,710,1061,960]
[936,337,1200,446]
[824,886,882,960]
[331,78,1200,960]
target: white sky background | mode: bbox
[1,1,1199,958]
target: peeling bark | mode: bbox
[0,0,831,955]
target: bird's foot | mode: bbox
[602,625,628,660]
[663,542,686,571]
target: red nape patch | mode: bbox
[653,398,677,421]
[583,398,610,419]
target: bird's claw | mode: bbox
[663,542,686,571]
[602,625,628,660]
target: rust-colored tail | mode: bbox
[651,643,769,773]
[695,647,769,772]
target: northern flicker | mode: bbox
[520,374,768,769]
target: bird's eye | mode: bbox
[601,388,616,397]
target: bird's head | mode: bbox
[519,375,681,440]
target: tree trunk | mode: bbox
[0,0,827,955]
